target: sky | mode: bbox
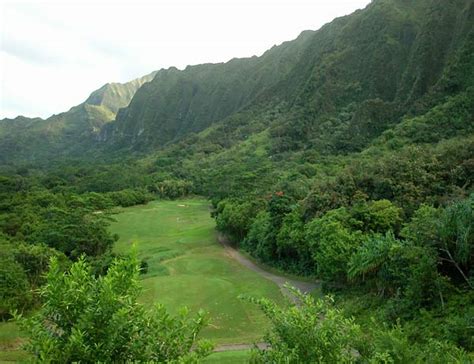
[0,0,371,119]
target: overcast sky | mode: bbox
[0,0,370,119]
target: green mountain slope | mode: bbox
[1,0,472,173]
[0,71,156,164]
[104,31,315,149]
[125,0,473,206]
[103,0,473,156]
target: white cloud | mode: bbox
[0,0,370,119]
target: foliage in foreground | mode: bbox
[247,287,472,364]
[0,238,67,319]
[245,288,361,363]
[15,255,213,363]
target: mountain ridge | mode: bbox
[0,71,157,163]
[1,0,473,164]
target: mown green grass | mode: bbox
[0,198,282,361]
[112,198,283,345]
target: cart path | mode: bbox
[213,342,269,352]
[214,233,320,352]
[217,233,320,299]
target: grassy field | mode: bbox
[0,198,283,362]
[112,198,283,345]
[0,322,28,363]
[203,350,252,363]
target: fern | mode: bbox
[348,232,400,281]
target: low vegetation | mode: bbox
[15,255,213,363]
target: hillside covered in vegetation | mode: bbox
[1,0,473,362]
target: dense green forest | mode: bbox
[1,0,473,362]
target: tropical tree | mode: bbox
[306,208,364,282]
[0,253,31,319]
[437,195,474,289]
[348,232,400,290]
[402,196,474,289]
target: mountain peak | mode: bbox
[84,71,157,115]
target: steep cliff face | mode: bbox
[106,30,315,148]
[1,0,473,164]
[105,0,473,153]
[85,71,157,115]
[259,0,474,154]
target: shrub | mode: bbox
[306,208,364,282]
[16,255,213,363]
[0,252,31,318]
[245,287,361,363]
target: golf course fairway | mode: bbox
[112,198,284,346]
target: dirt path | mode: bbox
[213,342,270,352]
[218,233,320,298]
[213,233,320,353]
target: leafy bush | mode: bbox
[12,243,67,287]
[215,199,260,241]
[246,288,361,363]
[437,195,474,288]
[368,324,471,364]
[348,231,447,307]
[306,208,365,282]
[246,288,472,363]
[402,196,474,288]
[0,253,31,319]
[28,206,117,258]
[16,255,213,363]
[351,200,402,234]
[242,211,273,262]
[276,208,315,273]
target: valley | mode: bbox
[2,198,298,361]
[1,0,473,361]
[111,198,286,345]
